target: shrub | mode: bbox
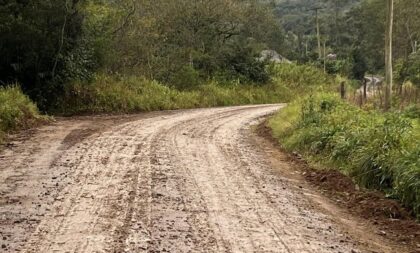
[269,93,420,218]
[0,85,44,143]
[171,65,201,90]
[403,104,420,119]
[271,63,335,94]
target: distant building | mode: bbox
[326,53,337,61]
[259,50,291,63]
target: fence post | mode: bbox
[340,81,346,99]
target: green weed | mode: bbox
[0,85,44,143]
[269,93,420,218]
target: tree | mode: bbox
[0,0,92,109]
[384,0,394,111]
[351,47,368,81]
[107,0,282,86]
[394,0,420,59]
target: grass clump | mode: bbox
[269,93,420,218]
[0,86,44,143]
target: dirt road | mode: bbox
[0,105,407,253]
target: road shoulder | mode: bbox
[254,121,420,253]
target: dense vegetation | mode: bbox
[55,64,334,114]
[0,86,44,143]
[1,0,418,109]
[0,0,284,110]
[269,94,420,217]
[273,0,420,86]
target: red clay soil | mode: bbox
[257,122,420,252]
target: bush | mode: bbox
[397,51,420,87]
[0,85,44,143]
[216,43,271,84]
[271,63,335,93]
[269,93,420,218]
[171,65,201,90]
[403,104,420,119]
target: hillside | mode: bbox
[272,0,361,60]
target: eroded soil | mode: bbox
[0,105,417,252]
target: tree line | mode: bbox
[1,0,418,111]
[0,0,284,110]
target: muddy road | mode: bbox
[0,105,409,253]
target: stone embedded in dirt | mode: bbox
[377,230,387,236]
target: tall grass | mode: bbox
[54,63,333,115]
[269,93,420,217]
[0,86,44,143]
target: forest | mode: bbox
[0,0,419,218]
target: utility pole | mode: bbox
[384,0,394,111]
[312,7,323,59]
[335,0,339,49]
[323,39,327,73]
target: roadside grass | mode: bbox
[0,63,332,142]
[53,63,334,115]
[0,86,45,144]
[54,75,284,114]
[268,93,420,218]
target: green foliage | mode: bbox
[216,43,271,84]
[396,51,420,87]
[402,104,420,119]
[170,65,201,90]
[53,63,333,115]
[54,75,280,115]
[325,59,352,77]
[0,86,44,143]
[0,0,288,105]
[269,93,420,217]
[273,0,420,84]
[105,0,284,86]
[350,47,368,80]
[273,0,361,61]
[271,63,335,94]
[0,0,93,109]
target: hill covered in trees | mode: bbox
[272,0,419,83]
